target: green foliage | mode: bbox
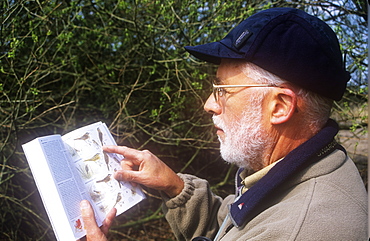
[0,0,367,240]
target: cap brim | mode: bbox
[185,42,245,65]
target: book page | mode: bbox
[23,135,89,241]
[61,122,145,225]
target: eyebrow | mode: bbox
[213,77,222,85]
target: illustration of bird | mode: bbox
[93,190,101,195]
[112,154,121,164]
[92,139,100,149]
[113,192,122,207]
[74,132,90,141]
[84,153,100,162]
[74,219,83,231]
[96,174,111,183]
[99,204,108,213]
[104,152,110,170]
[97,127,104,146]
[130,187,137,195]
[117,179,122,188]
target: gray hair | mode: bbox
[239,61,333,131]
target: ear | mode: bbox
[268,88,297,125]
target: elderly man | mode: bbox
[80,7,368,241]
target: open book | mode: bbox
[22,122,145,241]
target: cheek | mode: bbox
[223,101,245,123]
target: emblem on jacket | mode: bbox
[238,203,244,210]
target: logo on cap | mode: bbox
[234,29,252,49]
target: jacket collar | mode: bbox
[229,119,345,227]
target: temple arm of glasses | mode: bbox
[212,84,274,88]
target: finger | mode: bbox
[80,200,105,239]
[114,171,138,188]
[114,169,143,183]
[103,146,148,165]
[101,207,117,235]
[103,145,133,156]
[119,158,137,170]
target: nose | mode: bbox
[204,93,222,115]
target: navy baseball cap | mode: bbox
[185,7,350,101]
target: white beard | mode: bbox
[212,99,269,170]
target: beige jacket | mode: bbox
[162,150,368,240]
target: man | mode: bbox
[80,7,368,241]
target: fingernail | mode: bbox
[80,200,89,209]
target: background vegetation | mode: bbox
[1,0,367,240]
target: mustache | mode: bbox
[212,115,223,128]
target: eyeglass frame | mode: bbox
[212,83,278,102]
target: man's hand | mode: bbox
[79,200,117,241]
[103,145,184,198]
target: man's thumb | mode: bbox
[80,200,101,236]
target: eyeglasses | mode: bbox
[212,83,277,102]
